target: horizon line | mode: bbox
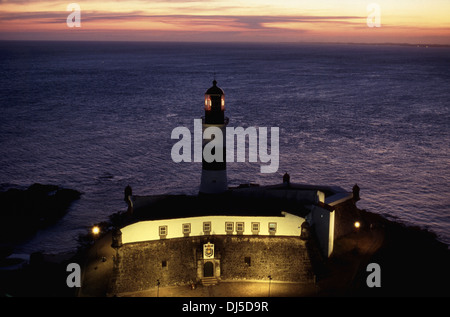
[1,39,449,48]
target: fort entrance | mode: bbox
[203,261,214,277]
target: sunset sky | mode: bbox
[1,0,449,44]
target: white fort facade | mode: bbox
[121,193,337,257]
[122,212,305,243]
[107,81,359,296]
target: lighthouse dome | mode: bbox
[205,80,224,95]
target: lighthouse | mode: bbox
[199,80,229,194]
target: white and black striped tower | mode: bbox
[199,80,229,194]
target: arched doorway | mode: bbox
[203,261,214,277]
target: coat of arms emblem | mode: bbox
[203,242,214,259]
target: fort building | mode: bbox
[107,81,358,296]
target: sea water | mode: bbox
[0,41,449,253]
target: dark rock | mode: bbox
[0,183,81,246]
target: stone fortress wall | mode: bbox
[108,235,314,295]
[108,184,358,295]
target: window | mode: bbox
[236,222,244,234]
[162,260,167,268]
[183,223,191,236]
[268,222,277,235]
[225,222,234,234]
[244,257,251,266]
[159,225,168,238]
[251,222,260,235]
[203,222,211,234]
[205,95,211,111]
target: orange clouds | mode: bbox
[0,1,449,44]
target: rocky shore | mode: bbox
[0,183,82,296]
[0,183,81,250]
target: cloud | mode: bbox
[0,10,364,29]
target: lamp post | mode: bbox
[92,225,100,258]
[354,221,360,252]
[157,279,160,297]
[268,275,272,297]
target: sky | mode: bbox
[0,0,449,44]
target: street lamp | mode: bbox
[157,279,160,297]
[354,221,360,253]
[92,226,100,258]
[268,275,272,297]
[92,226,100,235]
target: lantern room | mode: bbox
[204,94,225,111]
[204,80,225,124]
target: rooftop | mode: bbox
[205,80,224,95]
[126,182,352,224]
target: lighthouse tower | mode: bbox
[199,80,229,194]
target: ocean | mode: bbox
[0,41,449,254]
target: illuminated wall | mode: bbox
[120,212,305,244]
[108,235,315,295]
